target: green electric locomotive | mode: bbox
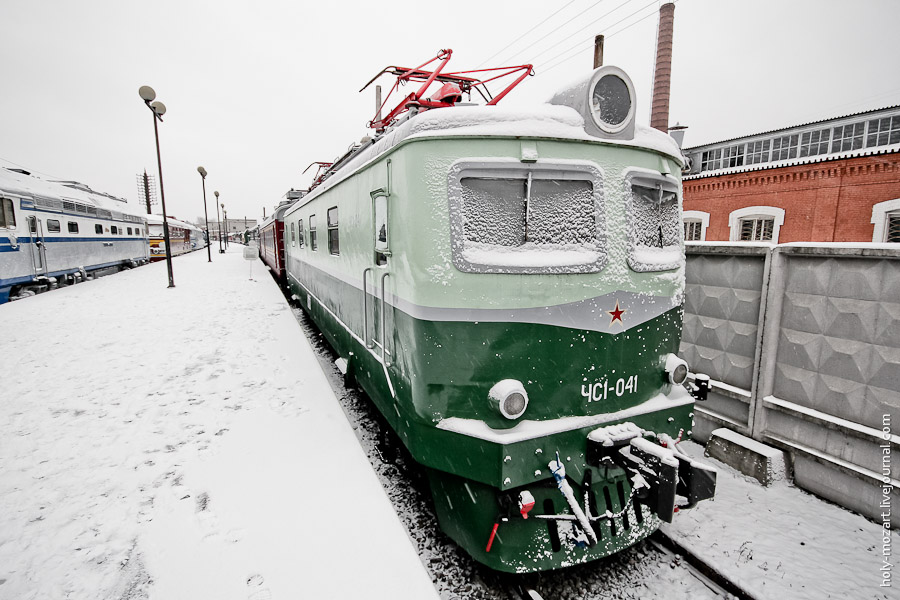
[284,50,715,573]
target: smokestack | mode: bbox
[593,35,604,69]
[650,2,675,133]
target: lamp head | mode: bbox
[150,101,166,116]
[138,86,156,102]
[214,191,219,198]
[197,166,207,178]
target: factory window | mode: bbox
[127,227,132,235]
[327,207,339,255]
[700,148,722,171]
[95,224,103,234]
[722,144,744,168]
[1,198,17,228]
[298,219,305,247]
[871,199,900,242]
[867,116,900,147]
[746,140,770,165]
[831,122,865,152]
[68,221,79,233]
[800,129,831,157]
[682,211,709,242]
[448,162,605,274]
[739,217,774,241]
[290,222,296,246]
[47,219,61,233]
[309,215,317,251]
[887,213,900,243]
[729,206,784,243]
[684,220,702,241]
[771,134,798,161]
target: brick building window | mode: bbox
[872,199,900,242]
[722,144,744,168]
[739,217,774,241]
[682,210,709,241]
[887,213,900,243]
[729,206,784,243]
[684,220,702,241]
[746,140,770,165]
[866,116,900,147]
[831,122,865,152]
[700,148,722,172]
[800,129,831,157]
[771,135,798,161]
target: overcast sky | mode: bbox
[2,0,898,224]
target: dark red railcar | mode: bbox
[258,194,303,282]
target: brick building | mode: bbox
[680,105,900,244]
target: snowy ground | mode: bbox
[3,246,897,600]
[664,442,899,600]
[0,248,437,600]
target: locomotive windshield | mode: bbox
[626,173,682,272]
[449,161,605,274]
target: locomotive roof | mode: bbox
[0,167,146,220]
[289,104,683,212]
[145,213,200,231]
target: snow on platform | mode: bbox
[0,247,438,600]
[663,441,898,600]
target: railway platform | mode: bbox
[0,246,438,600]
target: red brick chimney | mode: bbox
[650,2,675,133]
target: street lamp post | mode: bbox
[214,191,224,254]
[223,207,228,248]
[138,85,175,288]
[197,166,212,262]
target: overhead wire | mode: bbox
[477,0,580,68]
[538,0,662,74]
[493,0,615,67]
[0,156,63,180]
[510,0,637,68]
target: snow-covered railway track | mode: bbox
[650,532,758,600]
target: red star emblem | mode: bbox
[608,300,626,326]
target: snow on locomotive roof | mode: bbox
[292,104,683,210]
[145,213,200,231]
[406,105,683,161]
[0,167,146,220]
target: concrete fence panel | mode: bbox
[683,243,900,526]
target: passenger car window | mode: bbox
[0,198,16,228]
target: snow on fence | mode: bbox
[683,242,900,526]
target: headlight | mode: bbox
[665,354,689,385]
[547,65,636,140]
[590,69,634,134]
[489,379,529,420]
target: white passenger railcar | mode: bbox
[0,167,150,303]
